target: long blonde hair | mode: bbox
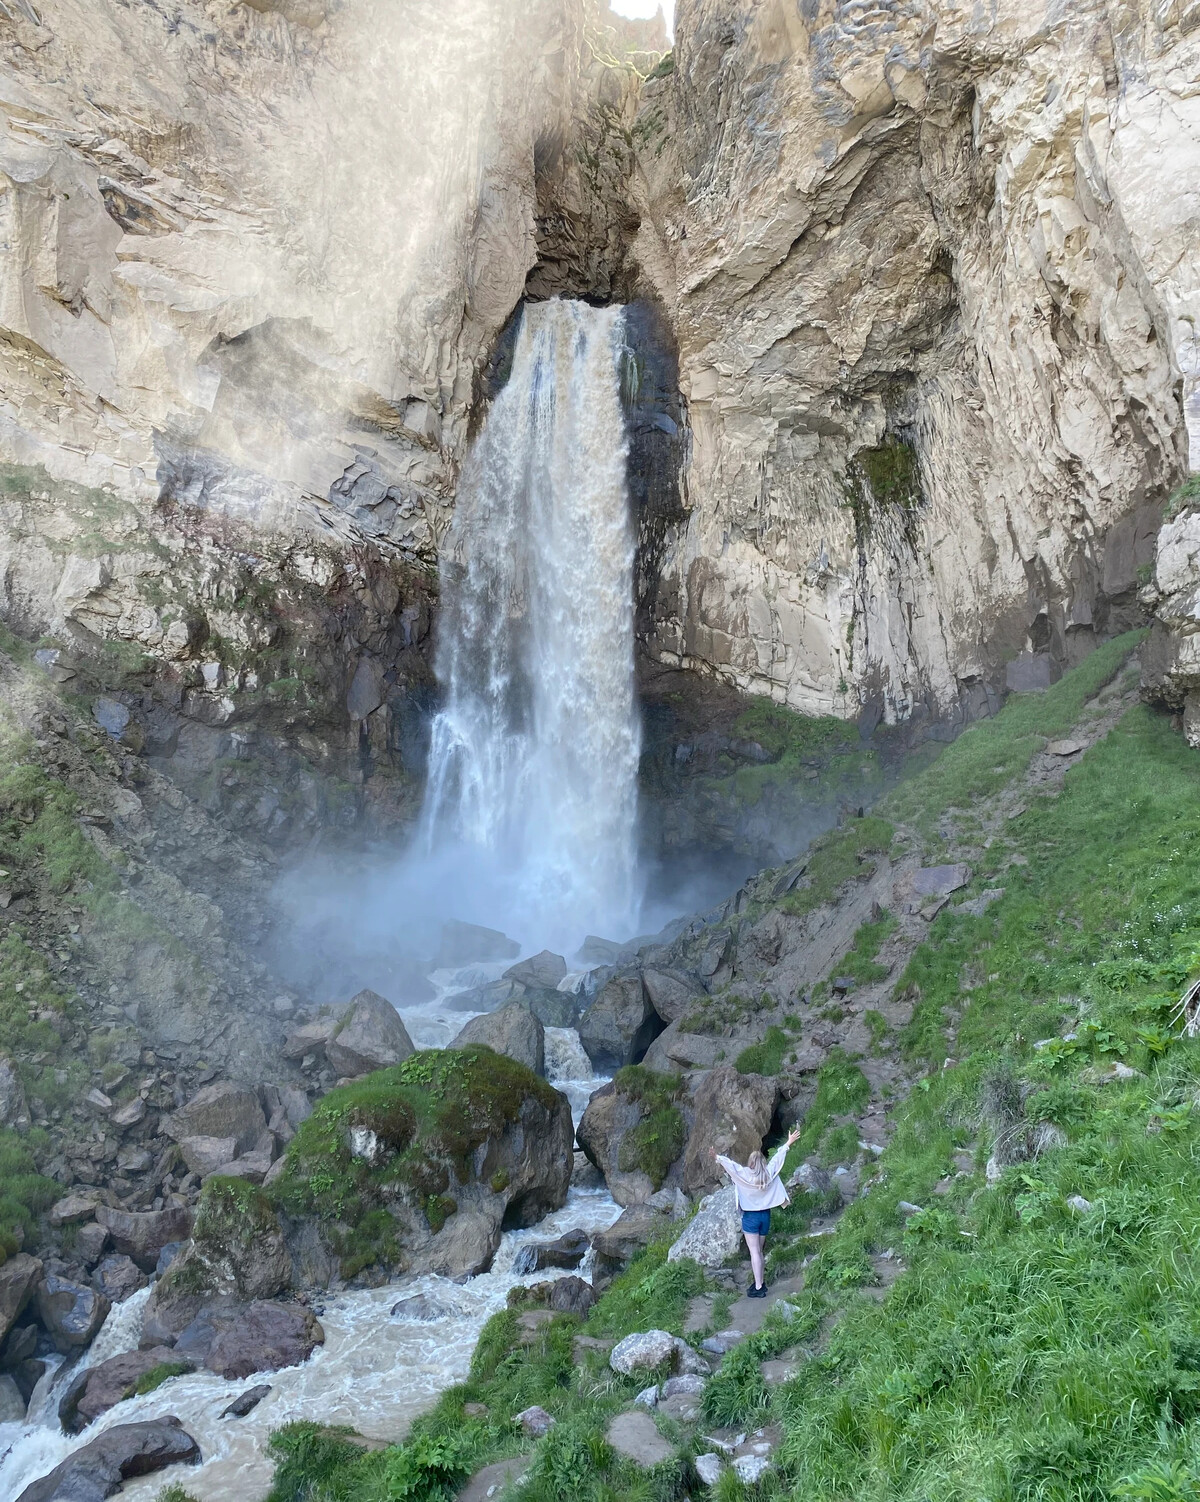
[744,1150,769,1190]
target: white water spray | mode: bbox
[421,298,642,952]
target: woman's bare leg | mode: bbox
[744,1231,766,1289]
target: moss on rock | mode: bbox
[272,1047,566,1279]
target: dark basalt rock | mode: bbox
[16,1416,200,1502]
[59,1347,191,1434]
[221,1382,271,1418]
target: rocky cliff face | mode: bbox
[0,0,642,825]
[628,0,1198,728]
[0,0,1197,783]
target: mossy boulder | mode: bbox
[142,1176,291,1349]
[270,1047,573,1281]
[577,1066,688,1206]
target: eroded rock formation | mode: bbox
[629,0,1198,725]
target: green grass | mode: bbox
[777,815,895,920]
[735,1024,792,1076]
[127,1360,192,1398]
[834,910,898,985]
[0,1126,58,1263]
[882,629,1144,831]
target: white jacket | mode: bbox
[715,1144,791,1211]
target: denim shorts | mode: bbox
[741,1209,771,1236]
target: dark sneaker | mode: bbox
[748,1285,768,1299]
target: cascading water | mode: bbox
[420,297,642,951]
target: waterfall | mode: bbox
[420,298,642,951]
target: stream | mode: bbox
[0,1043,620,1502]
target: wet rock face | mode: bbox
[452,1004,546,1077]
[630,0,1191,722]
[578,972,665,1071]
[16,1416,200,1502]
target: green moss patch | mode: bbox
[610,1066,686,1190]
[126,1360,192,1399]
[273,1048,558,1276]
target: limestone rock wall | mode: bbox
[628,0,1197,727]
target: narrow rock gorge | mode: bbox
[0,1,1196,1500]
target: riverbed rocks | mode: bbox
[37,1272,110,1351]
[16,1416,201,1502]
[325,990,415,1078]
[205,1300,325,1380]
[578,971,664,1071]
[59,1347,192,1433]
[91,1254,147,1303]
[452,1002,545,1076]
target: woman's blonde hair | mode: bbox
[745,1150,769,1190]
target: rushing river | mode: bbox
[0,1050,620,1502]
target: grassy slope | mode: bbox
[262,639,1200,1502]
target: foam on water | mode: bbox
[0,1186,620,1502]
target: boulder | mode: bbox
[548,1276,596,1317]
[0,1053,30,1131]
[695,1453,723,1486]
[221,1382,271,1417]
[49,1194,100,1229]
[110,1098,146,1131]
[512,1228,591,1272]
[605,1408,675,1467]
[667,1186,742,1268]
[641,1021,725,1074]
[325,989,415,1077]
[682,1066,779,1195]
[504,950,568,990]
[78,1224,111,1265]
[15,1417,200,1502]
[642,968,705,1024]
[1,1321,37,1368]
[514,1404,556,1437]
[593,1205,675,1270]
[787,1162,835,1198]
[91,1255,146,1303]
[441,979,523,1014]
[452,1002,545,1076]
[179,1136,239,1179]
[167,1082,266,1155]
[37,1273,110,1351]
[424,1208,503,1279]
[392,1292,461,1321]
[0,1370,25,1421]
[521,986,584,1028]
[577,1083,657,1207]
[282,1016,339,1061]
[161,1180,290,1305]
[96,1205,193,1273]
[611,1329,678,1375]
[0,1255,42,1347]
[578,971,663,1072]
[204,1300,324,1380]
[215,1150,274,1185]
[59,1346,189,1433]
[435,920,520,968]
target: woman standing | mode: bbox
[711,1130,801,1297]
